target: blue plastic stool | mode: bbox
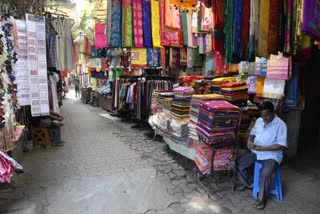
[252,162,283,201]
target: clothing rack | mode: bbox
[119,75,175,81]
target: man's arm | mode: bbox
[253,144,286,151]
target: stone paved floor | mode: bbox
[0,94,319,214]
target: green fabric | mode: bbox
[181,10,188,46]
[224,0,235,63]
[192,48,204,67]
[122,0,133,47]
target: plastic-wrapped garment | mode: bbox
[0,150,23,183]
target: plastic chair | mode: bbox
[252,162,283,201]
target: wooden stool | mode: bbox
[31,126,53,148]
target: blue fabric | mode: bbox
[232,0,243,62]
[147,48,161,67]
[284,64,300,109]
[109,0,122,47]
[250,116,287,163]
[142,0,152,47]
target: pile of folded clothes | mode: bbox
[150,90,173,115]
[197,100,240,145]
[220,82,248,107]
[169,87,194,146]
[189,94,224,140]
[211,77,237,94]
[194,142,236,174]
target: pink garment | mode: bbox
[0,152,14,183]
[132,0,144,47]
[94,24,107,48]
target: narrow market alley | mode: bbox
[0,92,318,214]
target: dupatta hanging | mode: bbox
[132,0,144,47]
[142,0,152,47]
[108,0,122,47]
[122,0,133,47]
[257,0,270,58]
[150,0,162,47]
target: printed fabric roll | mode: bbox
[257,0,270,58]
[108,0,122,47]
[142,0,152,47]
[122,0,134,47]
[150,0,162,47]
[132,0,144,47]
[147,48,161,67]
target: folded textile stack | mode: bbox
[211,77,237,94]
[171,87,194,119]
[157,92,174,113]
[151,90,173,115]
[189,94,224,140]
[220,82,248,107]
[194,142,236,174]
[197,100,240,145]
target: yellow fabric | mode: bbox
[151,0,162,47]
[257,0,270,58]
[256,76,265,97]
[192,94,224,100]
[131,48,147,67]
[211,77,237,84]
[168,0,193,8]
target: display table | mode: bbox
[163,136,195,160]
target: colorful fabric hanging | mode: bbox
[246,76,257,94]
[233,0,244,61]
[131,48,147,67]
[201,5,213,32]
[107,0,112,46]
[187,47,194,68]
[268,0,280,54]
[180,47,188,67]
[169,47,180,67]
[256,76,265,97]
[284,64,300,109]
[224,0,235,63]
[242,0,250,58]
[248,0,259,60]
[192,48,204,67]
[186,12,194,47]
[198,34,206,54]
[284,0,294,54]
[191,11,198,33]
[150,0,161,47]
[205,33,212,53]
[212,31,225,53]
[204,54,214,76]
[302,0,320,40]
[160,0,180,46]
[94,24,107,48]
[108,0,122,47]
[257,0,270,58]
[213,0,226,30]
[132,0,144,47]
[142,0,152,47]
[147,48,161,67]
[122,0,134,47]
[181,10,188,46]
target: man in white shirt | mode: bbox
[238,101,287,209]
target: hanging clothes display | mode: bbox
[51,17,75,71]
[131,48,147,67]
[224,0,235,63]
[284,0,294,54]
[268,0,280,55]
[122,0,134,47]
[147,48,161,67]
[233,0,244,62]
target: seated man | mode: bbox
[237,101,287,209]
[31,110,65,146]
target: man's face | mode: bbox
[260,109,274,124]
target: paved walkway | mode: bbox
[0,94,318,214]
